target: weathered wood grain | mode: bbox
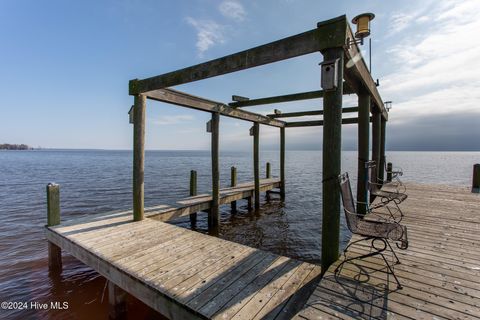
[296,183,480,320]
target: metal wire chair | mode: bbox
[337,172,408,289]
[366,161,407,222]
[384,158,405,187]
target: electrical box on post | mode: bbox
[320,59,339,91]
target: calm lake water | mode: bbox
[0,150,478,319]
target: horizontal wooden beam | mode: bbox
[129,15,347,94]
[285,117,372,128]
[267,107,358,118]
[145,89,286,127]
[343,23,387,120]
[229,84,354,108]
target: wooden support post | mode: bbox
[472,164,480,193]
[247,196,253,210]
[46,183,62,276]
[280,127,286,200]
[356,91,370,216]
[209,112,220,232]
[231,166,237,213]
[133,94,146,221]
[371,110,381,203]
[379,118,387,183]
[108,281,127,320]
[387,163,393,183]
[253,123,260,209]
[189,170,197,225]
[265,162,271,200]
[321,47,344,272]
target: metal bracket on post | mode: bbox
[249,125,255,136]
[128,105,134,124]
[206,119,212,133]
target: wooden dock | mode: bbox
[45,178,322,320]
[295,183,480,320]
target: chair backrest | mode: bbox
[366,161,379,193]
[338,173,358,233]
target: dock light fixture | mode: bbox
[348,13,375,47]
[384,101,393,112]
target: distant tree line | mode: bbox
[0,144,32,150]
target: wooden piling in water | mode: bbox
[46,183,62,275]
[231,166,237,213]
[266,162,271,200]
[253,123,260,209]
[371,110,381,203]
[321,47,344,272]
[386,162,393,182]
[209,112,220,231]
[379,118,386,183]
[356,91,370,216]
[280,127,286,200]
[133,94,146,221]
[472,164,480,193]
[108,281,127,320]
[189,170,197,225]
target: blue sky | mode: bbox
[1,0,479,150]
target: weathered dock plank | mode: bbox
[45,178,319,320]
[295,183,480,319]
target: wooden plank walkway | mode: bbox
[295,183,480,320]
[45,178,322,319]
[148,178,281,221]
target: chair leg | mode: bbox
[380,250,402,289]
[385,240,401,265]
[335,237,383,274]
[335,238,403,290]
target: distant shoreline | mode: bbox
[0,144,33,150]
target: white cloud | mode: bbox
[186,17,226,56]
[218,1,246,22]
[152,115,194,126]
[382,0,480,123]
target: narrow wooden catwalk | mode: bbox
[295,183,480,320]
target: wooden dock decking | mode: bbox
[45,178,322,320]
[295,183,480,320]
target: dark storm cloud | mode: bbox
[275,112,480,151]
[386,113,480,151]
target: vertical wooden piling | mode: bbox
[280,127,286,200]
[189,170,197,225]
[472,164,480,193]
[253,122,260,209]
[356,91,370,216]
[321,47,344,272]
[133,94,146,221]
[379,118,387,183]
[231,166,237,212]
[47,183,62,275]
[266,162,271,200]
[108,281,127,320]
[371,110,381,203]
[209,112,220,231]
[387,162,393,183]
